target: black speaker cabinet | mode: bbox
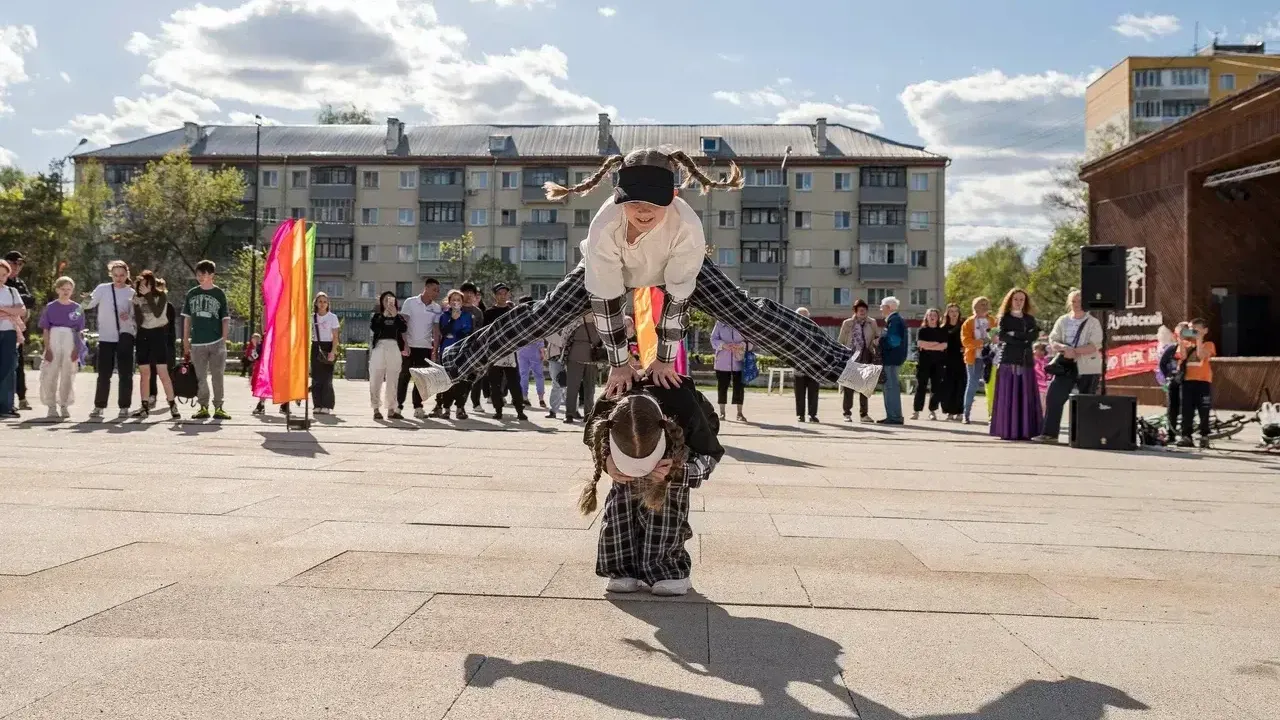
[1069,394,1136,451]
[1218,294,1271,356]
[1080,245,1127,311]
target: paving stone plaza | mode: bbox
[2,373,1279,719]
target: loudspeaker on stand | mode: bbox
[1069,394,1136,451]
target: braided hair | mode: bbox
[545,147,744,201]
[580,393,689,515]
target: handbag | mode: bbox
[741,349,759,384]
[1045,317,1089,378]
[589,342,607,365]
[312,313,334,365]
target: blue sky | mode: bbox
[3,0,1279,258]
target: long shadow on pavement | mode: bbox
[461,597,1149,719]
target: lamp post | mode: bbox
[55,138,89,213]
[776,145,792,305]
[247,115,262,343]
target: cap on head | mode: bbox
[492,282,509,294]
[3,251,22,263]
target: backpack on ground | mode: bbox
[172,361,199,403]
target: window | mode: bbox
[291,170,307,189]
[526,169,564,188]
[861,242,906,264]
[259,207,278,223]
[910,289,929,306]
[749,286,779,302]
[911,172,929,191]
[501,171,520,189]
[859,205,904,225]
[1133,69,1162,87]
[794,172,812,191]
[418,241,442,261]
[909,211,929,230]
[360,207,379,225]
[793,249,811,267]
[316,279,344,298]
[395,282,413,299]
[420,169,458,186]
[834,211,852,229]
[793,211,811,229]
[867,288,893,306]
[261,170,279,188]
[312,167,352,185]
[531,209,558,224]
[834,172,853,191]
[574,171,589,184]
[716,248,737,266]
[398,208,414,226]
[741,246,780,264]
[1169,68,1208,87]
[315,239,352,259]
[521,238,567,261]
[469,209,488,226]
[399,171,417,189]
[359,281,375,299]
[701,136,721,153]
[470,171,489,189]
[501,209,518,226]
[910,250,928,268]
[397,244,414,263]
[744,168,784,186]
[1219,73,1236,91]
[832,288,851,306]
[500,246,517,264]
[834,249,852,268]
[309,198,353,223]
[717,210,736,228]
[742,208,780,224]
[359,245,376,263]
[530,283,550,300]
[574,209,591,226]
[793,287,811,306]
[290,207,306,219]
[420,202,462,223]
[489,135,508,152]
[860,167,905,187]
[362,171,379,189]
[1133,100,1160,119]
[1163,99,1208,118]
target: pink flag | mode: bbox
[251,219,295,399]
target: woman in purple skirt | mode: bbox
[990,288,1042,440]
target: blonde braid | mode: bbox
[668,151,744,195]
[545,155,624,201]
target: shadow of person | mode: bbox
[849,676,1149,719]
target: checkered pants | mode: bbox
[439,261,853,383]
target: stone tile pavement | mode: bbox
[2,373,1279,718]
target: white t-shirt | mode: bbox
[0,286,22,332]
[87,283,137,342]
[580,196,705,301]
[313,312,340,342]
[400,295,442,349]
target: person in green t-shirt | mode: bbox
[181,259,230,420]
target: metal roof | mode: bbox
[76,120,945,163]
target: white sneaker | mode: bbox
[117,409,130,420]
[409,362,453,401]
[838,357,881,395]
[650,577,691,596]
[46,407,61,421]
[59,405,70,418]
[606,577,647,593]
[89,407,103,421]
[413,407,427,419]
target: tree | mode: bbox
[469,254,523,297]
[317,102,374,125]
[110,151,246,276]
[1026,219,1088,317]
[944,237,1029,307]
[0,170,68,299]
[223,246,265,328]
[63,160,113,292]
[439,231,477,287]
[0,165,25,190]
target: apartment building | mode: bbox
[77,114,948,330]
[1085,41,1280,149]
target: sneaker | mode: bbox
[797,415,805,423]
[929,411,938,421]
[388,410,404,420]
[46,407,61,421]
[130,406,149,419]
[492,411,503,420]
[809,415,819,423]
[192,406,211,420]
[876,418,904,425]
[838,356,882,394]
[1031,435,1059,444]
[18,399,32,411]
[373,409,384,421]
[963,417,972,425]
[169,402,180,420]
[546,410,557,419]
[279,404,290,414]
[116,409,130,420]
[59,405,70,418]
[563,415,577,425]
[1198,437,1211,450]
[860,414,873,424]
[516,410,528,421]
[213,407,231,420]
[538,398,547,408]
[843,413,852,422]
[414,407,427,419]
[252,403,265,415]
[408,362,454,403]
[454,408,468,420]
[1176,437,1194,448]
[606,577,647,593]
[89,407,104,421]
[910,411,920,420]
[147,395,157,408]
[1,409,19,419]
[650,577,692,596]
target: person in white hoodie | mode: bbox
[411,147,881,406]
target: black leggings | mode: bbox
[716,370,744,405]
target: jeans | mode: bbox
[517,353,544,401]
[1041,373,1100,437]
[0,330,17,413]
[94,334,135,409]
[882,365,903,421]
[548,358,565,413]
[963,362,984,420]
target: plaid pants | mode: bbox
[440,261,853,383]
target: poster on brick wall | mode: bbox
[1106,341,1160,380]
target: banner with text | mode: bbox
[1106,341,1160,380]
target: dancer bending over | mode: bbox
[411,147,880,402]
[579,377,722,596]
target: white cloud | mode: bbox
[900,69,1094,260]
[65,90,222,145]
[469,0,551,7]
[110,0,610,126]
[597,7,615,17]
[227,110,280,125]
[1112,13,1180,41]
[59,71,71,83]
[125,31,155,55]
[0,25,37,114]
[0,146,17,166]
[716,53,743,63]
[713,84,883,132]
[776,77,791,86]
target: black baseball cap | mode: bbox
[3,251,22,263]
[491,282,510,294]
[459,282,479,294]
[613,164,675,207]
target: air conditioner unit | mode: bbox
[466,189,480,196]
[837,266,852,276]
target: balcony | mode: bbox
[739,262,783,281]
[418,170,465,201]
[418,221,465,241]
[520,221,569,242]
[315,257,354,276]
[741,185,788,205]
[740,221,784,242]
[521,260,569,278]
[522,168,568,202]
[859,263,909,283]
[417,259,452,277]
[859,224,907,242]
[310,166,357,200]
[314,220,355,238]
[858,185,907,203]
[310,183,356,200]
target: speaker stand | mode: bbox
[1099,309,1110,396]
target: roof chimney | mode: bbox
[385,117,404,154]
[597,112,611,154]
[183,121,204,147]
[815,117,828,154]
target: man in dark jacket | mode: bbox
[482,283,526,420]
[877,296,908,425]
[4,251,34,411]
